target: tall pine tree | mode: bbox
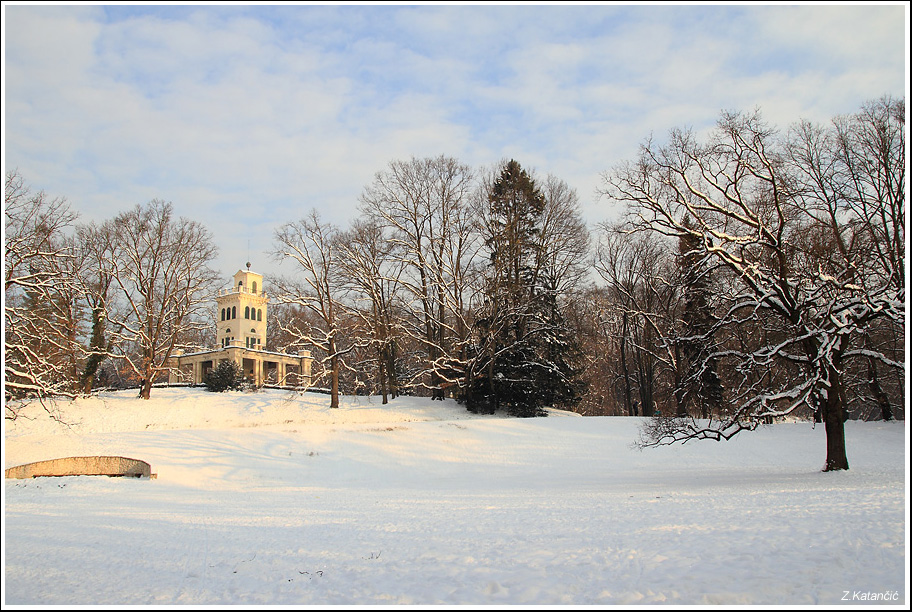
[467,160,583,417]
[677,217,724,418]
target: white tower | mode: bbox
[169,261,312,388]
[215,263,268,350]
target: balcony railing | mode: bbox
[218,287,267,298]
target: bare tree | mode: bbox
[73,221,118,393]
[538,173,591,298]
[786,95,905,422]
[564,285,619,416]
[602,99,905,471]
[103,200,219,399]
[594,224,683,418]
[336,219,404,403]
[359,155,478,399]
[4,170,80,416]
[272,210,349,407]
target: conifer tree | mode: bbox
[468,160,584,417]
[677,219,724,418]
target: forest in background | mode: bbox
[5,96,904,469]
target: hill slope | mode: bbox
[3,388,907,605]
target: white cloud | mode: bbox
[4,4,905,278]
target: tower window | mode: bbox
[232,306,237,319]
[252,281,257,294]
[245,306,250,319]
[257,309,262,321]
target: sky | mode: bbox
[3,2,908,282]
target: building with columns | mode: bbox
[169,265,312,388]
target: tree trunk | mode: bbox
[386,341,399,400]
[137,352,154,399]
[330,352,340,408]
[673,341,688,417]
[139,376,153,400]
[868,358,893,421]
[80,307,107,394]
[638,354,654,417]
[620,312,633,416]
[822,366,849,471]
[378,345,388,405]
[434,283,448,401]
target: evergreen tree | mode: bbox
[532,273,587,410]
[677,219,724,418]
[204,360,245,392]
[467,160,583,417]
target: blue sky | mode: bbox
[3,3,907,281]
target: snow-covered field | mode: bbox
[3,388,908,606]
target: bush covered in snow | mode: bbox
[203,360,245,392]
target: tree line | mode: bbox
[5,96,904,470]
[600,95,904,471]
[270,157,590,417]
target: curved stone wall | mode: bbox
[5,456,152,479]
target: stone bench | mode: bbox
[5,456,153,479]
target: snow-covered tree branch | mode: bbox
[600,98,905,471]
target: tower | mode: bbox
[169,261,312,388]
[215,263,268,350]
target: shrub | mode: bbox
[204,360,245,392]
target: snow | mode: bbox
[3,387,908,606]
